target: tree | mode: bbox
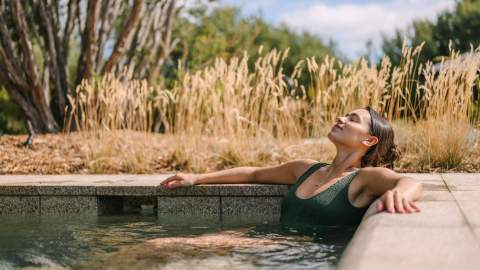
[382,0,480,66]
[168,6,338,85]
[0,0,178,133]
[0,87,25,134]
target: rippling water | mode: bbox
[0,213,356,270]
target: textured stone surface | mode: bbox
[96,175,164,196]
[419,190,455,201]
[455,200,480,227]
[451,191,480,201]
[361,201,466,227]
[402,173,443,181]
[157,185,222,196]
[409,174,448,196]
[218,185,289,196]
[340,173,480,270]
[0,196,40,215]
[40,196,97,215]
[157,184,289,196]
[0,175,42,183]
[19,174,135,183]
[418,179,448,191]
[338,227,480,270]
[442,173,480,191]
[401,173,443,182]
[157,196,220,217]
[96,186,156,196]
[220,196,284,217]
[1,175,291,196]
[475,228,480,240]
[0,185,38,195]
[38,186,96,196]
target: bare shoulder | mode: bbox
[290,158,322,179]
[253,158,320,185]
[358,166,404,182]
[357,166,411,196]
[359,167,401,178]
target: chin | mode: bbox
[327,131,342,144]
[327,132,334,141]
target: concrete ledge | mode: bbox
[0,175,288,196]
[0,196,39,215]
[41,196,97,215]
[338,173,480,270]
[0,175,288,216]
[158,196,221,216]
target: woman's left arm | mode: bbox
[360,167,423,214]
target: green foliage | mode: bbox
[0,88,26,134]
[382,0,480,66]
[166,6,338,86]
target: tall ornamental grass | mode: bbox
[66,43,480,172]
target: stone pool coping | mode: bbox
[0,174,287,216]
[338,173,480,270]
[1,173,480,269]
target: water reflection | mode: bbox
[0,214,356,270]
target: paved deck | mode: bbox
[1,173,480,269]
[338,173,480,270]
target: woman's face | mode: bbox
[327,108,375,149]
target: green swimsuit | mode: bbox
[280,162,370,226]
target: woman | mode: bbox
[161,106,423,226]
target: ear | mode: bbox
[361,135,379,147]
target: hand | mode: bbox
[161,173,198,189]
[376,189,421,214]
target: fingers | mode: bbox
[378,190,421,214]
[402,197,415,213]
[385,191,395,213]
[165,180,183,189]
[376,200,384,212]
[393,190,405,213]
[410,201,421,212]
[161,174,180,188]
[161,173,194,190]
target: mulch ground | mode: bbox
[1,132,479,174]
[0,133,87,174]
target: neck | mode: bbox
[326,145,364,177]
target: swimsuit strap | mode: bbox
[295,162,328,186]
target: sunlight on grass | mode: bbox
[65,42,480,173]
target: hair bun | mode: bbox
[385,143,401,165]
[390,144,398,151]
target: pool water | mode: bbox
[0,212,356,270]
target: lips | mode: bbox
[333,124,343,131]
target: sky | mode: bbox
[218,0,456,60]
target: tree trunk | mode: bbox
[0,0,178,133]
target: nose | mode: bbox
[336,116,346,124]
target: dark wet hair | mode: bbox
[360,106,401,169]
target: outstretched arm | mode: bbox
[161,159,317,189]
[161,166,258,189]
[361,167,423,214]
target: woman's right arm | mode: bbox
[161,159,317,189]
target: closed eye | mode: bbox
[345,113,360,123]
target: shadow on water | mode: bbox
[0,213,357,270]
